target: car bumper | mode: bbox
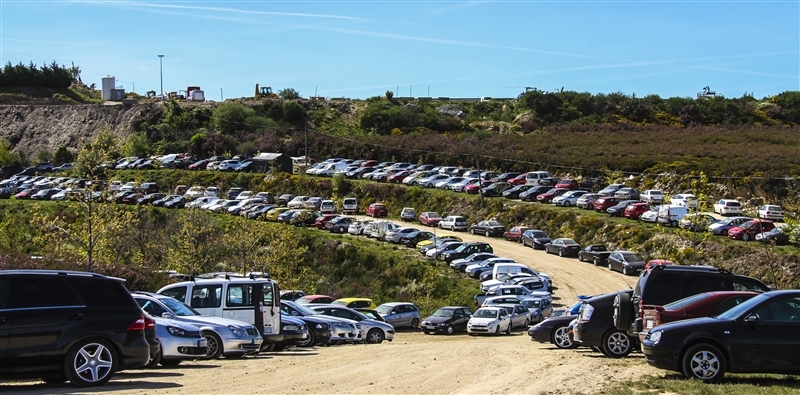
[118,336,152,370]
[642,344,681,372]
[223,336,263,355]
[280,329,310,346]
[161,337,208,359]
[421,324,454,334]
[331,327,361,342]
[573,325,603,347]
[528,325,553,343]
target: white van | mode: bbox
[525,171,554,186]
[342,197,358,214]
[157,276,283,346]
[658,205,690,227]
[492,263,551,284]
[318,162,348,177]
[370,220,401,240]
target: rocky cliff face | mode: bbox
[0,103,163,158]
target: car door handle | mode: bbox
[68,314,84,321]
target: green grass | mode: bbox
[603,373,800,395]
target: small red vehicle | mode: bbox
[624,203,650,220]
[366,203,389,218]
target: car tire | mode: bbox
[563,201,570,207]
[558,249,564,257]
[682,344,726,383]
[594,257,601,266]
[742,234,750,242]
[505,323,512,335]
[411,318,420,329]
[485,230,490,237]
[144,347,163,369]
[366,329,384,344]
[299,330,316,347]
[63,338,117,387]
[203,331,223,359]
[524,317,531,327]
[551,324,576,349]
[671,220,678,227]
[613,292,633,331]
[494,326,500,336]
[423,330,430,335]
[338,226,345,233]
[608,262,614,272]
[160,359,182,367]
[470,228,475,235]
[446,325,454,335]
[601,330,633,358]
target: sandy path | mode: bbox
[3,224,661,395]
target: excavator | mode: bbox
[255,84,278,99]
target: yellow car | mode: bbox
[263,207,290,222]
[415,235,462,248]
[333,298,377,310]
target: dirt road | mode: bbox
[3,228,660,395]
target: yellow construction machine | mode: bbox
[255,84,278,99]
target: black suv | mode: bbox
[615,265,770,338]
[0,270,150,386]
[440,242,494,264]
[573,290,638,358]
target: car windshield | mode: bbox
[159,297,201,316]
[621,253,642,262]
[284,301,320,316]
[431,308,454,318]
[474,309,499,318]
[562,239,578,246]
[375,305,394,314]
[486,221,502,227]
[663,293,710,310]
[532,231,547,238]
[521,300,541,308]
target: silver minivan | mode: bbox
[657,205,689,227]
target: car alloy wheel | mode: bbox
[64,339,116,387]
[470,228,475,235]
[608,262,614,272]
[682,344,726,383]
[558,250,564,257]
[602,330,633,358]
[299,330,316,347]
[742,234,750,242]
[485,230,490,237]
[203,331,223,359]
[551,324,575,349]
[505,323,512,335]
[446,325,454,335]
[411,318,420,329]
[366,329,384,344]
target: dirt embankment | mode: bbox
[0,103,162,158]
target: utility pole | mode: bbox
[476,155,484,208]
[158,54,164,99]
[220,88,223,101]
[304,127,308,160]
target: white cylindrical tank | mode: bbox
[101,76,115,100]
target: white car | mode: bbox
[640,206,661,223]
[757,205,784,221]
[235,190,254,201]
[204,187,220,198]
[640,190,665,204]
[553,190,588,206]
[185,186,206,199]
[187,196,217,208]
[216,160,242,171]
[467,307,512,335]
[670,193,697,208]
[496,304,533,329]
[348,220,372,235]
[439,215,468,231]
[713,199,743,216]
[385,226,419,244]
[287,196,309,209]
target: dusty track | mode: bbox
[3,227,660,395]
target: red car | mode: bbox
[594,197,621,212]
[360,160,378,168]
[463,183,481,194]
[295,294,336,305]
[536,188,568,203]
[387,170,411,183]
[314,213,340,229]
[503,226,530,242]
[624,203,650,220]
[727,219,775,241]
[418,211,443,227]
[638,291,758,342]
[188,159,210,170]
[555,179,579,190]
[366,203,389,218]
[507,174,527,186]
[643,259,675,270]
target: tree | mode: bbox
[212,102,255,134]
[53,145,75,165]
[121,132,152,158]
[75,127,120,180]
[0,138,22,166]
[165,209,223,275]
[278,88,300,100]
[282,101,306,125]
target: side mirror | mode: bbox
[161,312,175,319]
[744,314,760,325]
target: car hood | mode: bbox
[423,316,455,325]
[648,316,729,335]
[153,317,200,331]
[469,317,499,325]
[177,315,255,329]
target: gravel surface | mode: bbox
[3,226,666,395]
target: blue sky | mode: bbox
[2,1,798,100]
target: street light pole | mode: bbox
[158,54,164,99]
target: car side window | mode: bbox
[140,299,167,317]
[160,286,187,303]
[716,297,748,315]
[11,278,83,309]
[754,298,800,322]
[191,284,222,308]
[687,275,726,295]
[0,279,9,309]
[647,273,683,305]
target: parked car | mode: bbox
[755,225,791,245]
[757,204,784,221]
[401,230,436,248]
[640,190,665,204]
[467,307,513,335]
[366,203,389,218]
[342,197,358,214]
[519,185,552,202]
[280,301,355,346]
[707,216,752,236]
[679,213,718,232]
[606,250,646,276]
[327,216,355,233]
[536,188,569,204]
[333,298,378,309]
[553,190,588,206]
[421,306,473,335]
[296,295,337,305]
[0,270,150,387]
[640,206,661,223]
[528,313,579,349]
[727,219,775,241]
[481,182,510,197]
[520,229,551,250]
[309,304,395,344]
[439,241,494,263]
[606,200,638,217]
[319,199,336,214]
[555,178,579,190]
[641,290,800,383]
[418,211,443,227]
[520,297,553,324]
[503,226,530,242]
[670,193,698,208]
[574,290,638,358]
[469,220,506,237]
[713,199,743,216]
[148,316,207,367]
[657,205,690,227]
[439,215,468,231]
[502,184,533,199]
[375,302,422,328]
[597,183,625,197]
[497,304,533,329]
[621,202,649,220]
[577,244,612,265]
[400,207,416,222]
[449,252,499,271]
[575,193,601,209]
[593,196,621,213]
[544,238,581,257]
[638,291,758,342]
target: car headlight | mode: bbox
[228,325,245,337]
[166,326,190,337]
[315,323,326,330]
[648,331,662,344]
[438,322,448,326]
[487,320,496,327]
[283,325,299,331]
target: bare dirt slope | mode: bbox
[3,230,659,395]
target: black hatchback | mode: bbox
[0,270,150,387]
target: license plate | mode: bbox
[198,339,207,347]
[645,320,653,329]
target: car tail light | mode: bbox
[127,315,146,331]
[144,316,156,330]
